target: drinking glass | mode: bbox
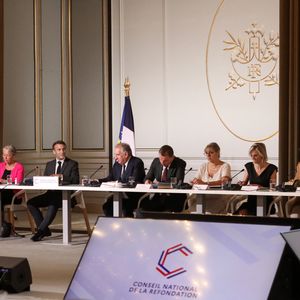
[170,177,177,189]
[128,176,135,186]
[6,175,13,184]
[269,179,276,190]
[222,179,231,189]
[81,175,89,186]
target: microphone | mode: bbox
[175,179,192,190]
[222,169,244,191]
[85,165,103,187]
[185,167,193,175]
[231,168,244,181]
[24,166,39,178]
[174,168,193,189]
[22,166,39,185]
[89,165,104,179]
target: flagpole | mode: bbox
[124,77,130,97]
[119,77,136,155]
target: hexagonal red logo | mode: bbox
[156,243,193,279]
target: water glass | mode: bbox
[269,180,276,190]
[170,177,177,189]
[222,179,231,189]
[221,180,227,189]
[81,175,89,186]
[128,176,135,186]
[6,175,13,185]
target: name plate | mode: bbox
[193,184,209,190]
[241,185,259,191]
[136,184,151,190]
[33,176,59,187]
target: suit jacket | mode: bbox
[101,156,145,183]
[145,157,186,183]
[44,157,79,185]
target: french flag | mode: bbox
[119,96,136,155]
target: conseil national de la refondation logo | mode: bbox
[156,243,193,279]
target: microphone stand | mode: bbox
[24,166,39,178]
[223,169,245,190]
[175,168,193,189]
[89,165,104,179]
[231,168,245,182]
[185,167,193,176]
[22,166,39,185]
[86,165,104,186]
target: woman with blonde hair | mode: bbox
[237,143,277,215]
[189,142,231,213]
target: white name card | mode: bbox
[33,176,59,187]
[241,185,259,191]
[136,184,151,190]
[193,184,209,190]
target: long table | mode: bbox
[1,183,300,244]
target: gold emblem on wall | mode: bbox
[223,23,279,100]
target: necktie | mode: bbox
[121,165,126,182]
[56,161,62,174]
[161,167,168,182]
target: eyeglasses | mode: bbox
[204,151,215,155]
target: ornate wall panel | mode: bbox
[71,0,105,150]
[3,0,35,150]
[41,0,62,149]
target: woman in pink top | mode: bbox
[0,144,24,220]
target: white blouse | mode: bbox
[195,162,231,182]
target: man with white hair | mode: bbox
[100,143,145,217]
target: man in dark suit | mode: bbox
[28,140,79,242]
[141,145,187,212]
[101,143,145,217]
